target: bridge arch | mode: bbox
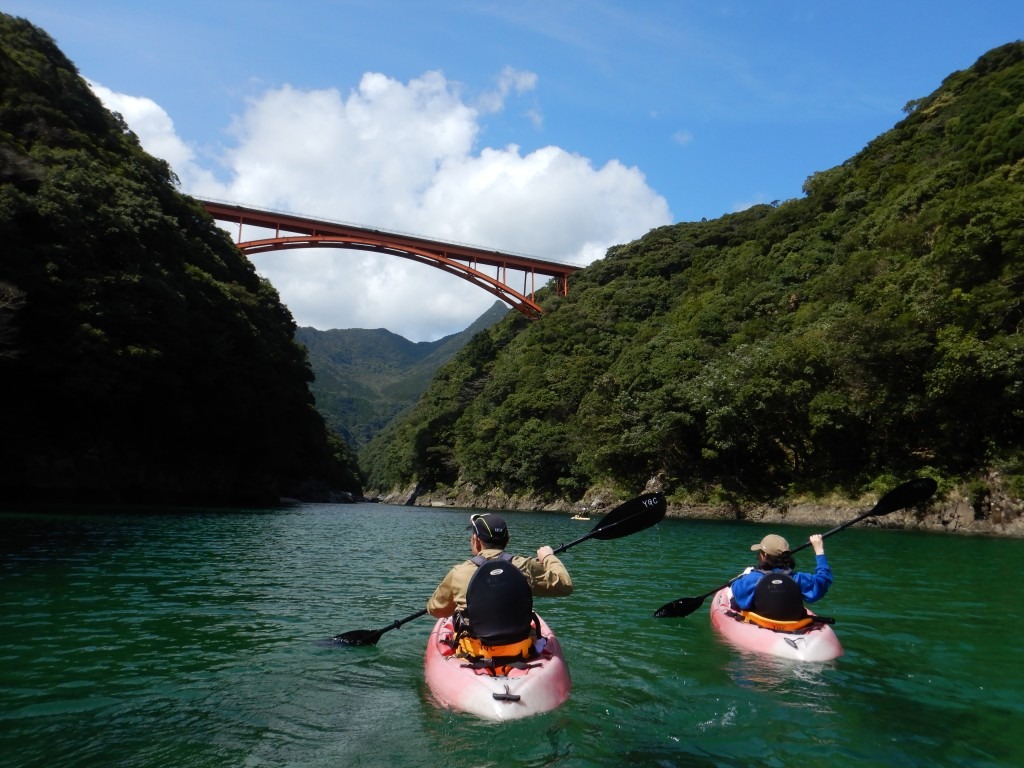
[198,200,580,319]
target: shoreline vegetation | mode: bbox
[379,476,1024,538]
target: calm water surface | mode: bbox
[1,502,1021,767]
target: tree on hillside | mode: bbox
[363,42,1024,504]
[0,14,361,504]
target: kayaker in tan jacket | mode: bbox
[426,512,573,620]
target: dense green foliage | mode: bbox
[363,42,1024,502]
[298,301,507,449]
[0,15,361,504]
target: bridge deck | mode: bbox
[197,199,580,319]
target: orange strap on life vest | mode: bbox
[739,610,814,632]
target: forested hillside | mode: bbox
[363,42,1024,506]
[0,15,361,504]
[298,301,508,449]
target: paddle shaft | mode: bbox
[554,529,603,555]
[389,608,427,630]
[553,493,664,554]
[787,510,875,556]
[785,476,937,557]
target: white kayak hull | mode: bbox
[424,614,571,721]
[710,587,844,662]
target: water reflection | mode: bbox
[722,649,840,712]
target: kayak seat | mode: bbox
[752,572,808,622]
[464,557,535,647]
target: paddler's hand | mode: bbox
[537,545,554,562]
[809,534,825,556]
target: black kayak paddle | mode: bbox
[331,608,429,647]
[332,490,667,646]
[652,477,938,619]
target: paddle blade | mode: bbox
[653,595,705,619]
[591,492,666,540]
[331,609,427,647]
[870,477,938,516]
[330,629,383,646]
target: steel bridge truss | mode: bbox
[198,200,578,319]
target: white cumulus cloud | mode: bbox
[89,70,671,341]
[87,80,219,192]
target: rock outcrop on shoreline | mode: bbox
[378,478,1024,538]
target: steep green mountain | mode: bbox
[363,42,1024,505]
[0,14,361,504]
[297,301,509,449]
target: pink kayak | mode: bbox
[424,614,571,721]
[709,586,844,662]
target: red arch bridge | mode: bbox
[198,199,582,319]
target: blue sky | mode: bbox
[8,1,1023,340]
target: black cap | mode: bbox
[467,513,509,545]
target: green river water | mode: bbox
[1,501,1021,767]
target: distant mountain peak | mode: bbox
[297,301,509,448]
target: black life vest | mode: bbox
[752,570,807,621]
[464,553,534,646]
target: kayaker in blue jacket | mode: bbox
[731,533,832,618]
